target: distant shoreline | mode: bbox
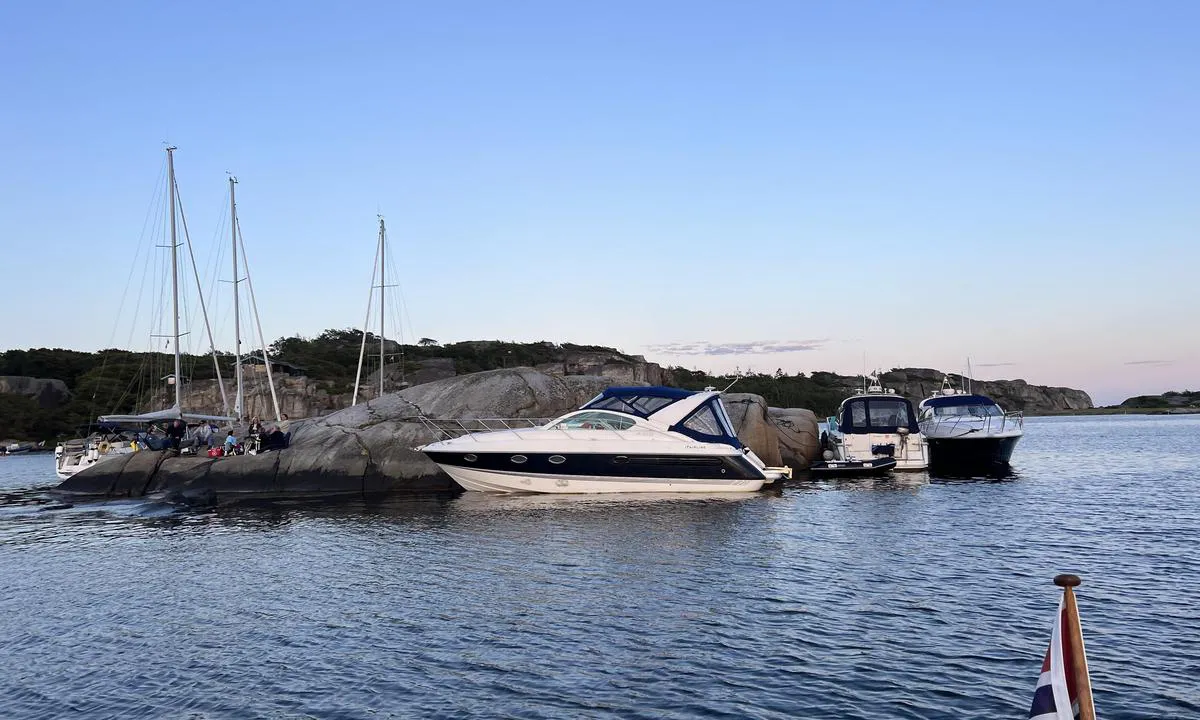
[1028,408,1200,417]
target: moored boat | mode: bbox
[419,386,792,494]
[819,375,929,472]
[918,377,1023,470]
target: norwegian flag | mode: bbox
[1029,595,1084,720]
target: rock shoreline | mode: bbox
[54,368,822,504]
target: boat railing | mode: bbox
[419,417,554,441]
[925,411,1024,438]
[419,416,655,442]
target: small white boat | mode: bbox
[918,377,1023,470]
[55,436,138,479]
[820,376,928,471]
[419,386,792,494]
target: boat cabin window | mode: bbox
[669,398,740,446]
[683,405,722,436]
[551,411,637,431]
[849,400,867,427]
[840,397,917,433]
[869,400,909,428]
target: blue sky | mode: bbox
[1,1,1196,405]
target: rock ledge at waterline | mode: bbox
[54,368,822,502]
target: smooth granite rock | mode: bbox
[721,393,783,467]
[768,407,821,470]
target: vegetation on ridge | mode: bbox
[0,330,1143,441]
[1117,390,1199,410]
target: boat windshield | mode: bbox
[840,397,918,433]
[931,404,1002,418]
[550,411,637,431]
[580,387,695,418]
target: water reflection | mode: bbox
[789,472,930,492]
[929,465,1022,483]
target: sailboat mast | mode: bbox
[167,146,183,411]
[350,230,381,407]
[230,176,243,420]
[378,216,386,398]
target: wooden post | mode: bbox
[1054,574,1096,720]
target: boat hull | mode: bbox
[424,450,771,494]
[437,464,767,494]
[927,434,1021,470]
[809,457,896,477]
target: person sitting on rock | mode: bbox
[223,430,238,456]
[166,419,186,453]
[247,417,264,453]
[260,423,286,451]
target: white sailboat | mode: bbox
[56,147,236,479]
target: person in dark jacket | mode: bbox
[166,419,186,452]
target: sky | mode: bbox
[1,1,1196,406]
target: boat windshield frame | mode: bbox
[667,396,742,447]
[580,387,697,419]
[837,396,919,435]
[548,410,640,431]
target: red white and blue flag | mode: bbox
[1028,595,1083,720]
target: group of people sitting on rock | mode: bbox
[206,414,292,457]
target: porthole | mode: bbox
[613,456,629,464]
[463,453,478,463]
[549,455,566,465]
[511,455,528,464]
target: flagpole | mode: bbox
[1054,574,1096,720]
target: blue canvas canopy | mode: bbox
[582,386,698,418]
[922,394,997,409]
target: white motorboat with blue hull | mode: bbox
[918,381,1023,470]
[420,387,792,494]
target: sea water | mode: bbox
[1,415,1197,719]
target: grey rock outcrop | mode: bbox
[173,350,666,421]
[0,376,71,409]
[176,374,347,422]
[768,407,820,470]
[721,393,783,467]
[57,368,623,501]
[876,368,1092,413]
[538,350,663,386]
[812,368,1093,414]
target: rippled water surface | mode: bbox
[2,415,1199,719]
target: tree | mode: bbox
[418,338,439,347]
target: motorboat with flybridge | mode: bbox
[813,374,929,474]
[418,386,793,494]
[918,376,1023,470]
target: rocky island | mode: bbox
[1,335,1107,503]
[54,367,821,503]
